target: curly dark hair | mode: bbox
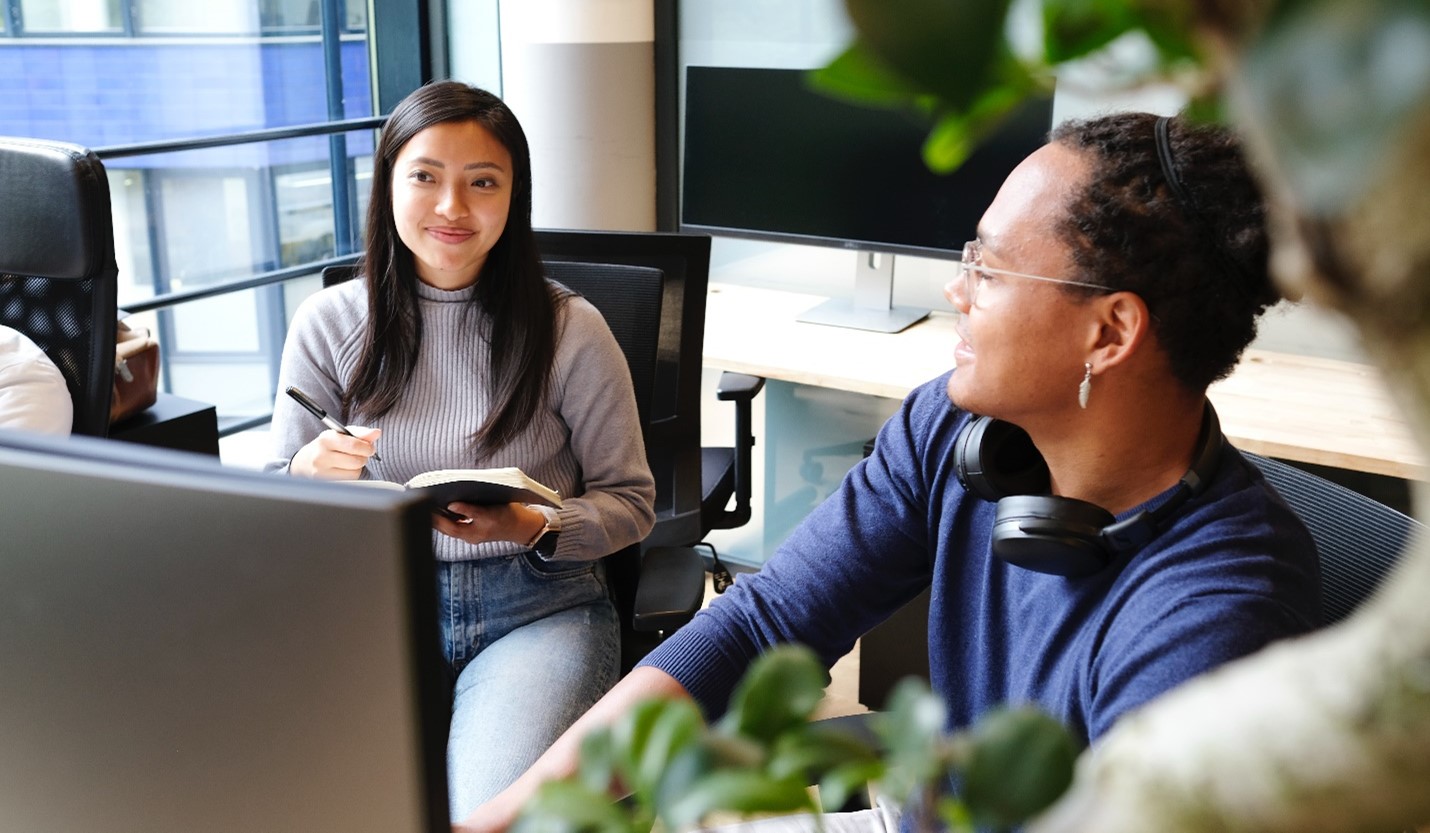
[1049,112,1280,393]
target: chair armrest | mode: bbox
[632,545,707,633]
[705,373,767,532]
[716,371,765,402]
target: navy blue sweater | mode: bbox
[641,373,1321,744]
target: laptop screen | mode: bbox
[0,431,449,833]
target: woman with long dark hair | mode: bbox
[266,81,655,818]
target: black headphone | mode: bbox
[953,403,1224,577]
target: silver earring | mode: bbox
[1078,363,1093,410]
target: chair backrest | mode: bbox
[542,260,664,429]
[1245,452,1419,625]
[535,229,713,550]
[0,137,119,436]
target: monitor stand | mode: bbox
[796,251,930,334]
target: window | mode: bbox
[0,0,427,439]
[18,0,123,34]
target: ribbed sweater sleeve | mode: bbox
[265,279,655,563]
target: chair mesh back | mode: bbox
[0,275,109,433]
[0,138,119,436]
[1247,452,1420,625]
[542,260,663,427]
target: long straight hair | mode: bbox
[344,81,565,455]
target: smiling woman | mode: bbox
[262,80,657,821]
[392,120,514,289]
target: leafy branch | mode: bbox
[511,646,1079,833]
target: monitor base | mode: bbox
[796,298,930,334]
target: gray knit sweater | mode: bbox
[265,278,656,563]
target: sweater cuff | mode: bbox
[637,628,749,719]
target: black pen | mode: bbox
[285,385,382,462]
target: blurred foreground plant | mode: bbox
[806,2,1430,832]
[511,645,1078,833]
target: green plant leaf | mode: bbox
[634,697,706,792]
[935,794,977,833]
[817,760,887,813]
[512,780,637,833]
[766,725,882,781]
[922,85,1033,173]
[653,742,716,823]
[1041,0,1140,64]
[807,42,929,108]
[576,727,617,795]
[960,706,1080,830]
[842,0,1013,111]
[717,645,830,743]
[704,732,767,770]
[664,770,816,831]
[874,677,951,785]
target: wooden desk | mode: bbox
[703,281,1426,482]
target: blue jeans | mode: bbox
[438,551,619,820]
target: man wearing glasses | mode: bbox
[462,112,1322,833]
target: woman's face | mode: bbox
[945,142,1101,426]
[391,119,514,290]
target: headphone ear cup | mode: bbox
[955,416,1050,502]
[991,495,1116,577]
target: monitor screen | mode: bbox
[0,431,450,833]
[681,66,1054,258]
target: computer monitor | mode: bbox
[0,431,449,833]
[681,65,1053,332]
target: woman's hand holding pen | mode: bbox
[289,426,382,479]
[433,501,548,547]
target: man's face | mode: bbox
[945,142,1102,428]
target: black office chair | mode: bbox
[533,230,766,548]
[1244,452,1419,625]
[0,137,119,436]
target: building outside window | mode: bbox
[1,0,386,428]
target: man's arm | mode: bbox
[454,666,692,833]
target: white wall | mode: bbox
[453,0,658,231]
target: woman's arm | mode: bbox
[266,285,373,476]
[454,666,691,833]
[541,299,657,559]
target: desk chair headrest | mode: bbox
[0,136,117,281]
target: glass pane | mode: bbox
[20,0,123,33]
[259,0,320,30]
[0,7,373,146]
[0,0,419,438]
[108,168,157,308]
[344,0,365,30]
[276,165,338,266]
[138,0,256,33]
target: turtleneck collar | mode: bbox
[415,278,479,303]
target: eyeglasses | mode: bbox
[955,240,1113,307]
